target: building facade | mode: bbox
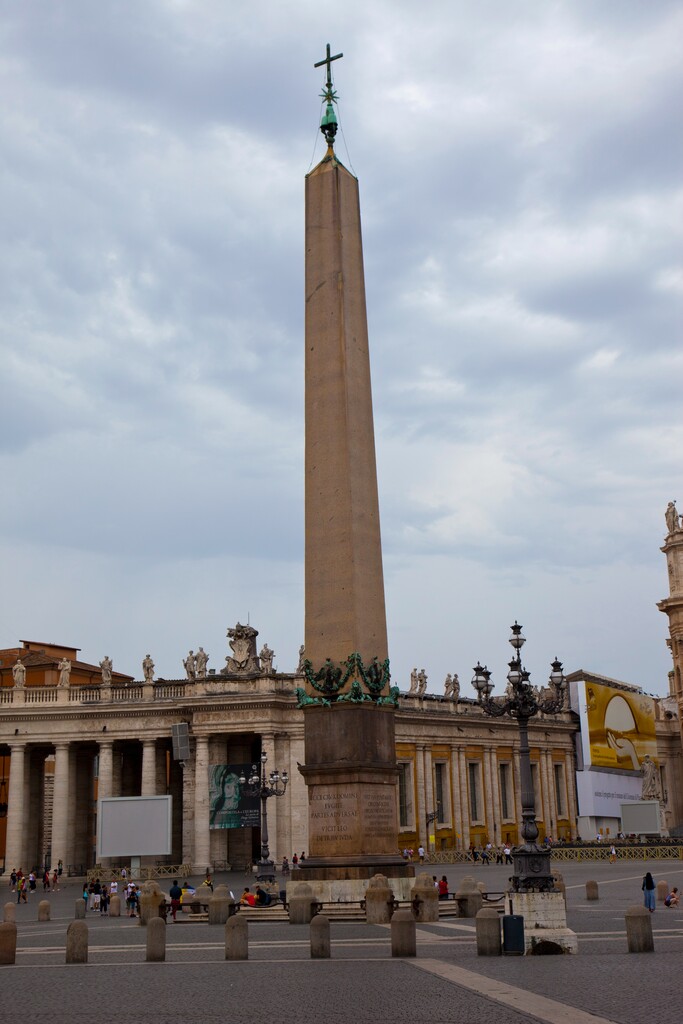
[0,637,580,873]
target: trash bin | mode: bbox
[502,914,525,955]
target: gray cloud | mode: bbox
[0,1,680,691]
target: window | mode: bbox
[397,762,413,828]
[553,763,566,817]
[468,762,482,822]
[434,762,450,823]
[499,763,511,820]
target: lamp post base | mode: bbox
[510,843,556,893]
[255,859,276,883]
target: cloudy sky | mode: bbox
[1,1,681,695]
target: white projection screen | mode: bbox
[620,800,661,835]
[97,796,173,858]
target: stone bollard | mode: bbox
[109,895,121,918]
[656,880,668,904]
[225,913,248,961]
[411,872,439,922]
[287,882,318,925]
[455,876,484,918]
[139,881,166,926]
[365,874,394,924]
[74,899,86,920]
[66,920,88,964]
[0,922,18,965]
[552,873,567,904]
[585,880,599,901]
[625,905,654,953]
[38,900,51,922]
[146,916,166,962]
[476,907,502,956]
[3,903,16,924]
[391,908,416,957]
[310,913,331,959]
[208,885,235,925]
[188,897,202,916]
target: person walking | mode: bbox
[609,845,616,863]
[642,871,656,912]
[169,879,183,922]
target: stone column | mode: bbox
[565,750,577,835]
[544,752,557,834]
[182,758,195,866]
[193,736,210,872]
[489,749,501,846]
[424,748,435,847]
[141,740,157,796]
[450,746,463,851]
[260,733,278,862]
[482,748,495,842]
[540,751,553,836]
[66,747,78,868]
[98,742,114,800]
[512,749,523,841]
[415,745,426,846]
[457,749,470,851]
[5,744,26,871]
[51,743,71,871]
[278,733,292,863]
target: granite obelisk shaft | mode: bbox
[305,154,388,672]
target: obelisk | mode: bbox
[296,46,412,898]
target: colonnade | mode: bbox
[1,730,304,875]
[406,737,578,850]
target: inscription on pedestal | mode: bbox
[309,790,358,845]
[361,789,396,836]
[308,783,398,857]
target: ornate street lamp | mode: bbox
[239,751,288,883]
[471,622,565,892]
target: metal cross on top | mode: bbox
[314,43,343,91]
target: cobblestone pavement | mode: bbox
[0,859,681,1024]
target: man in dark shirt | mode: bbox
[254,886,271,906]
[169,879,183,921]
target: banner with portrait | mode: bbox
[209,764,260,829]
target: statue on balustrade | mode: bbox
[417,668,427,695]
[100,656,113,685]
[409,668,418,694]
[57,658,71,687]
[195,647,209,677]
[12,658,26,687]
[183,650,196,679]
[224,622,260,674]
[259,643,275,674]
[665,500,680,535]
[142,653,155,683]
[297,644,306,672]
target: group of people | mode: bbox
[642,873,679,912]
[240,885,274,907]
[82,877,117,914]
[467,843,513,865]
[9,862,63,902]
[401,846,426,863]
[10,869,36,903]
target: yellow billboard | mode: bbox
[584,682,657,771]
